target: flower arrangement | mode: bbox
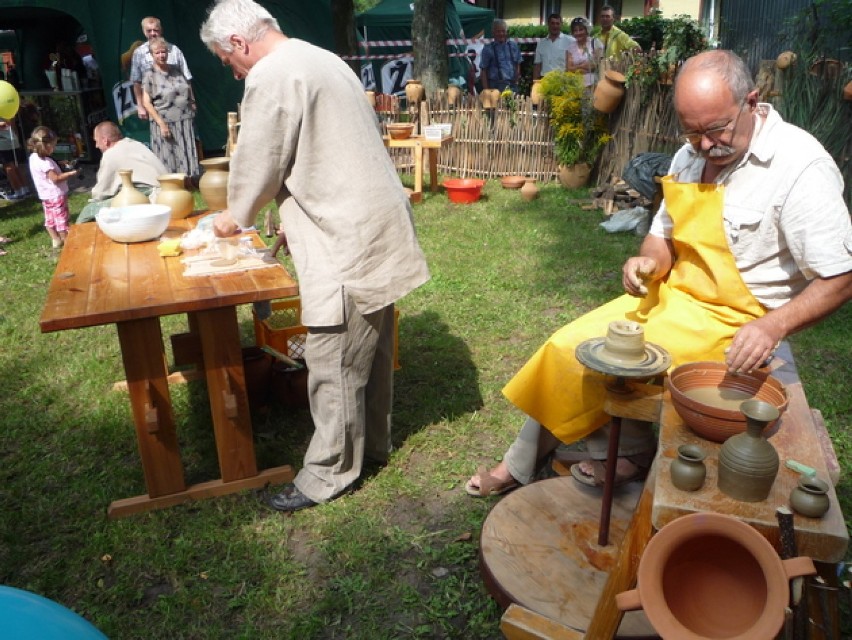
[538,70,612,167]
[501,88,518,127]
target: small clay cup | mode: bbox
[670,444,706,492]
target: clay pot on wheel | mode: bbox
[111,169,150,207]
[198,157,230,211]
[156,173,194,219]
[616,512,816,639]
[593,70,626,114]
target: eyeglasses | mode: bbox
[679,100,747,146]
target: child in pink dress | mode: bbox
[27,126,78,250]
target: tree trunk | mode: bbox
[412,0,448,97]
[331,0,360,76]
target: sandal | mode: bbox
[465,465,519,497]
[0,236,11,244]
[569,452,654,488]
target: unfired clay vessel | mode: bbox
[480,88,500,109]
[156,173,194,219]
[593,70,626,114]
[530,79,544,107]
[558,163,591,189]
[790,476,830,518]
[199,157,230,211]
[405,79,425,105]
[718,399,780,502]
[670,444,706,492]
[111,169,149,208]
[446,85,461,106]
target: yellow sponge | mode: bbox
[158,238,182,257]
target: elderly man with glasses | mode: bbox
[466,49,851,497]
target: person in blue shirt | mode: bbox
[480,19,522,92]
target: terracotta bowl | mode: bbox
[668,361,788,443]
[500,175,525,189]
[386,122,415,140]
[443,178,485,204]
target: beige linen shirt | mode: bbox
[91,137,168,200]
[650,104,852,309]
[227,39,430,326]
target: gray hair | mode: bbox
[676,50,755,103]
[200,0,281,53]
[492,19,507,30]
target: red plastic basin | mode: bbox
[443,178,485,204]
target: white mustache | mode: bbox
[704,144,736,158]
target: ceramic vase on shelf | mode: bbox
[593,70,626,114]
[530,79,544,107]
[718,399,780,502]
[111,169,149,207]
[405,79,425,105]
[480,88,500,109]
[446,84,461,106]
[520,178,539,202]
[558,163,591,189]
[789,476,830,518]
[156,173,194,219]
[670,444,706,492]
[198,157,230,212]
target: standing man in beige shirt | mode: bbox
[201,0,430,512]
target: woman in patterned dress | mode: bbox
[141,38,200,178]
[565,17,603,88]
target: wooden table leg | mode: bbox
[598,415,622,546]
[116,318,185,498]
[194,306,258,482]
[413,140,424,198]
[428,147,439,192]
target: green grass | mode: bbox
[0,179,849,639]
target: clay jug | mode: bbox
[718,399,780,502]
[670,444,706,492]
[405,79,424,105]
[557,163,590,189]
[593,70,626,114]
[776,51,797,69]
[520,178,539,202]
[789,476,830,518]
[198,157,230,211]
[156,173,194,219]
[446,84,461,106]
[111,169,149,207]
[480,88,500,109]
[530,79,544,107]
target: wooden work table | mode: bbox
[39,213,299,517]
[653,347,849,563]
[382,133,453,203]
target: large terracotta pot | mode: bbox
[593,70,626,114]
[557,163,591,189]
[616,512,816,640]
[156,173,194,219]
[198,157,230,212]
[405,79,425,105]
[111,169,149,207]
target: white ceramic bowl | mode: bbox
[96,204,172,243]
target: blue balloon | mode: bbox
[0,586,108,639]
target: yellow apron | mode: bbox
[503,176,766,443]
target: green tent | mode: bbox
[356,0,494,94]
[0,0,335,154]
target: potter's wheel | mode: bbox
[576,337,671,378]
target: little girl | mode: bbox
[27,126,78,250]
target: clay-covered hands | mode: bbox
[725,317,784,374]
[623,256,658,297]
[212,210,241,238]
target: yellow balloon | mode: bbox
[0,81,20,120]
